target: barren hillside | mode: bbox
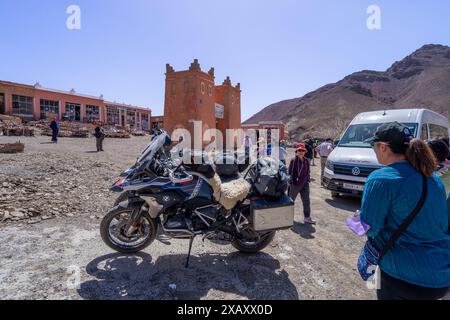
[245,44,450,140]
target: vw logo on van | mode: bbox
[352,167,361,176]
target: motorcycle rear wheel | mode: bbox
[231,230,276,254]
[100,206,157,254]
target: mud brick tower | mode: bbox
[215,76,242,134]
[163,59,241,147]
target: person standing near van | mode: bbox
[304,138,314,166]
[313,138,319,159]
[316,138,334,182]
[358,122,449,300]
[428,138,450,193]
[288,143,316,225]
[441,137,450,160]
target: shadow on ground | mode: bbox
[325,196,361,213]
[290,222,316,239]
[78,251,299,300]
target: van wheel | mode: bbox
[331,191,340,198]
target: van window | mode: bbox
[429,124,449,140]
[339,123,418,148]
[421,124,428,141]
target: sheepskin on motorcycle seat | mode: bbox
[207,174,251,210]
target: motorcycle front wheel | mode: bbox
[100,205,157,254]
[113,191,132,206]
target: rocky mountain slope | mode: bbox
[245,44,450,140]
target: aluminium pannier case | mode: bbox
[251,195,294,231]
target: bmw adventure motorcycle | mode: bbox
[100,130,294,266]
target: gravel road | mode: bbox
[0,135,383,300]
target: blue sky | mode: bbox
[0,0,449,120]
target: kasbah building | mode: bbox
[0,59,288,144]
[160,59,288,147]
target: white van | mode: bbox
[323,109,450,197]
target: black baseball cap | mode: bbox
[365,122,413,148]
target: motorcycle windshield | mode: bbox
[137,131,169,164]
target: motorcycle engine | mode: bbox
[192,205,222,231]
[163,205,223,234]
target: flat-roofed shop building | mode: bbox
[242,121,289,141]
[0,80,152,131]
[150,115,165,131]
[104,101,151,131]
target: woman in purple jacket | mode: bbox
[289,143,316,224]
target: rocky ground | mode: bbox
[0,135,447,300]
[0,137,128,224]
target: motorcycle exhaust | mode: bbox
[160,223,202,239]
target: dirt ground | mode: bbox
[0,135,390,300]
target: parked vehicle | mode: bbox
[101,129,293,267]
[323,109,450,197]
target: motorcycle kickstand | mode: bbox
[185,236,195,268]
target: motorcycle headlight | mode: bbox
[325,160,334,171]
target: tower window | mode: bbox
[201,82,206,95]
[208,84,213,96]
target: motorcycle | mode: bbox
[111,129,176,206]
[101,130,293,267]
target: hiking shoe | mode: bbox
[304,217,317,225]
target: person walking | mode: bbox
[49,117,59,143]
[244,136,250,157]
[356,122,449,300]
[266,142,272,156]
[94,124,105,152]
[257,137,266,158]
[288,143,316,225]
[316,138,334,183]
[279,140,288,165]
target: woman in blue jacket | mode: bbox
[360,122,449,300]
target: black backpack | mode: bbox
[249,157,289,198]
